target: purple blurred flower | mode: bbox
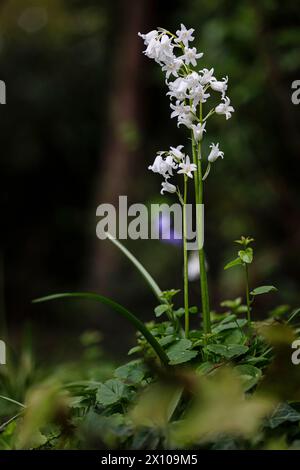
[155,212,182,246]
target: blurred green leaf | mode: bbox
[224,257,242,270]
[234,364,262,392]
[238,248,253,264]
[250,286,277,296]
[154,304,169,317]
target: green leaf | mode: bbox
[234,365,262,392]
[173,306,197,317]
[115,361,147,384]
[224,329,245,345]
[97,379,129,406]
[224,257,242,270]
[238,248,253,264]
[288,308,300,324]
[196,361,215,376]
[128,346,142,356]
[173,308,185,318]
[202,162,211,181]
[212,319,247,334]
[267,403,300,429]
[206,344,249,359]
[158,335,175,347]
[33,292,169,366]
[167,339,198,365]
[220,298,242,309]
[189,306,198,314]
[250,285,277,296]
[0,395,26,409]
[269,304,290,318]
[154,304,169,317]
[105,232,163,300]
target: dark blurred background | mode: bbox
[0,0,299,361]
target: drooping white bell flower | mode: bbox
[169,145,185,161]
[177,113,196,129]
[143,36,160,60]
[156,34,174,64]
[215,97,235,120]
[191,122,206,142]
[199,68,215,86]
[162,57,183,79]
[165,154,178,174]
[167,77,189,101]
[187,84,210,105]
[143,34,174,64]
[175,24,195,46]
[178,155,197,178]
[207,143,224,163]
[210,76,228,96]
[148,152,177,178]
[170,101,191,120]
[138,30,159,46]
[148,154,164,174]
[181,47,203,67]
[185,71,200,88]
[161,180,177,195]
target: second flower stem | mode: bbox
[183,175,189,337]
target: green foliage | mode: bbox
[206,344,249,359]
[238,248,253,264]
[224,257,242,270]
[234,365,262,392]
[96,380,131,407]
[250,286,277,296]
[167,339,198,365]
[225,236,254,270]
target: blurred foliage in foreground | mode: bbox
[1,306,300,450]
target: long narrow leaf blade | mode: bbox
[105,232,162,300]
[0,395,26,408]
[33,292,169,366]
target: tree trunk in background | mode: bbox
[87,0,152,293]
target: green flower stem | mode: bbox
[182,175,189,337]
[191,103,211,334]
[245,264,251,324]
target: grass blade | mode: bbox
[0,411,24,432]
[0,395,26,408]
[105,232,162,300]
[33,292,169,367]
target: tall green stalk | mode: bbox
[244,264,251,324]
[182,175,189,337]
[191,103,211,334]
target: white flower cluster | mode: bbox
[148,145,197,194]
[139,25,234,195]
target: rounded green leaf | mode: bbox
[238,248,253,264]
